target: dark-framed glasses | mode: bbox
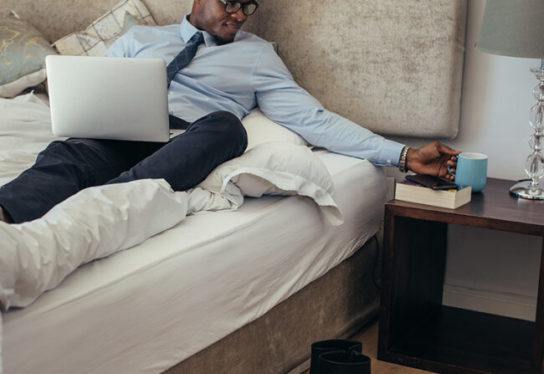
[218,0,259,16]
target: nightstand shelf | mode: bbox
[388,306,534,374]
[378,178,544,374]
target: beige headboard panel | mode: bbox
[1,0,467,138]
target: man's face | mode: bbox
[190,0,250,44]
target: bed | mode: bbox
[0,0,467,373]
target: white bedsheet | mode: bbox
[0,94,386,374]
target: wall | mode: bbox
[387,0,543,321]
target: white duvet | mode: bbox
[0,94,341,309]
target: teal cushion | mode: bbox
[0,13,57,97]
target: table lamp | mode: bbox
[476,0,544,200]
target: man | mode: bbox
[0,0,459,224]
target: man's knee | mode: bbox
[191,111,247,155]
[203,111,244,132]
[215,111,247,148]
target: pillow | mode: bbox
[52,0,156,56]
[198,142,343,226]
[0,12,57,98]
[242,108,309,150]
[121,12,147,35]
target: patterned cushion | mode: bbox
[0,12,57,98]
[121,12,148,35]
[52,0,156,56]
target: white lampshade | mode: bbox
[476,0,544,59]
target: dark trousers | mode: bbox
[0,111,247,223]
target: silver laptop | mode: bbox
[46,55,171,142]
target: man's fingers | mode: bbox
[436,142,461,156]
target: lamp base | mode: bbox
[509,180,544,200]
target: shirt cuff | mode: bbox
[377,140,405,167]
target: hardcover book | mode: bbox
[394,180,471,209]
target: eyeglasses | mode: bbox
[218,0,259,16]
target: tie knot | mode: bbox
[189,32,204,46]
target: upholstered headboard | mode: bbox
[1,0,467,138]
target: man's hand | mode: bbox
[406,141,461,180]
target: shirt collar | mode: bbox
[180,14,217,47]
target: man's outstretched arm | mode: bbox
[252,43,460,174]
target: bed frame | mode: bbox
[0,0,467,372]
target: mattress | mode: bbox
[0,94,386,374]
[2,152,384,374]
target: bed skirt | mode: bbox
[165,238,380,374]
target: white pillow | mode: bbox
[198,142,343,225]
[242,109,308,150]
[52,0,156,56]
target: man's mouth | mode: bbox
[225,22,242,32]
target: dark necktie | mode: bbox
[166,32,204,87]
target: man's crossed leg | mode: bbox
[0,111,247,224]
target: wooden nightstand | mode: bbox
[378,178,544,374]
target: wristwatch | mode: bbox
[398,146,410,173]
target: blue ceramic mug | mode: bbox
[455,152,488,193]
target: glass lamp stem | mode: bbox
[510,59,544,200]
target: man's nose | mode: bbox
[231,8,247,23]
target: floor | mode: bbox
[301,321,435,374]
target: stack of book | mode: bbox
[394,179,471,209]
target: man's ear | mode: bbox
[190,0,202,25]
[192,0,204,14]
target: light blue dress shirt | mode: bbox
[106,15,404,166]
